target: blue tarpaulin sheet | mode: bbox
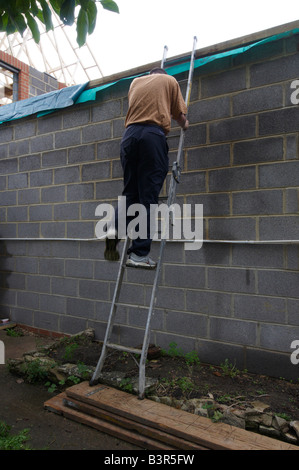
[0,27,298,125]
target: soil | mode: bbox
[46,334,299,422]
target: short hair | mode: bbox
[150,67,167,75]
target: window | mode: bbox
[0,62,18,105]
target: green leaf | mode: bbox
[12,12,27,35]
[60,0,76,25]
[39,0,53,31]
[99,0,119,14]
[30,0,39,16]
[76,7,88,47]
[25,11,40,42]
[48,0,62,15]
[85,0,97,34]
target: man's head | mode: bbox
[150,68,167,75]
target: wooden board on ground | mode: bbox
[0,322,16,331]
[44,392,177,450]
[61,381,298,451]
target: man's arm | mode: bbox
[176,113,189,131]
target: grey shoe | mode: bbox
[104,228,120,261]
[126,253,156,269]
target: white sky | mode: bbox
[2,0,299,84]
[92,0,299,76]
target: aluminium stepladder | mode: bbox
[90,37,198,399]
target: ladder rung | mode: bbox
[106,342,142,355]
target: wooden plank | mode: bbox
[66,382,299,451]
[62,396,207,451]
[0,322,16,331]
[44,393,176,450]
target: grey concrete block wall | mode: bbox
[0,31,299,380]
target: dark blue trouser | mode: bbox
[115,124,169,256]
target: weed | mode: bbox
[220,359,240,378]
[184,350,200,368]
[20,358,50,383]
[120,378,133,393]
[63,342,79,361]
[6,328,23,337]
[0,420,31,450]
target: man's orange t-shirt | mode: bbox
[125,73,187,135]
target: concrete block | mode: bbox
[19,154,41,172]
[66,297,95,317]
[52,277,78,297]
[15,121,36,139]
[163,264,205,289]
[209,116,256,143]
[209,166,256,192]
[0,157,18,174]
[82,122,111,143]
[210,317,257,346]
[234,294,286,323]
[187,144,230,170]
[63,108,90,128]
[60,316,88,335]
[55,129,81,148]
[67,183,94,201]
[68,144,95,164]
[31,134,53,152]
[33,310,60,333]
[9,140,30,157]
[42,185,65,203]
[54,203,79,220]
[79,279,109,301]
[15,257,38,274]
[232,189,283,215]
[259,216,299,240]
[208,217,256,240]
[250,53,299,87]
[232,244,284,268]
[258,270,299,298]
[40,222,65,238]
[42,149,67,167]
[37,114,62,134]
[260,323,299,353]
[188,96,230,122]
[66,222,94,238]
[186,289,232,317]
[97,139,121,160]
[8,173,28,190]
[18,223,40,238]
[0,125,13,143]
[39,258,64,276]
[81,161,110,181]
[27,274,51,293]
[233,85,283,115]
[7,206,28,222]
[92,100,121,122]
[54,166,80,184]
[65,259,93,279]
[201,67,246,98]
[29,204,52,221]
[18,188,40,205]
[259,107,299,136]
[165,310,208,337]
[259,161,299,188]
[207,266,256,293]
[233,137,283,165]
[30,169,53,187]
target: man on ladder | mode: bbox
[104,67,189,268]
[91,38,197,399]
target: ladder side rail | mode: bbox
[90,236,130,384]
[138,37,198,398]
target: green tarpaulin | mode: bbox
[0,27,298,124]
